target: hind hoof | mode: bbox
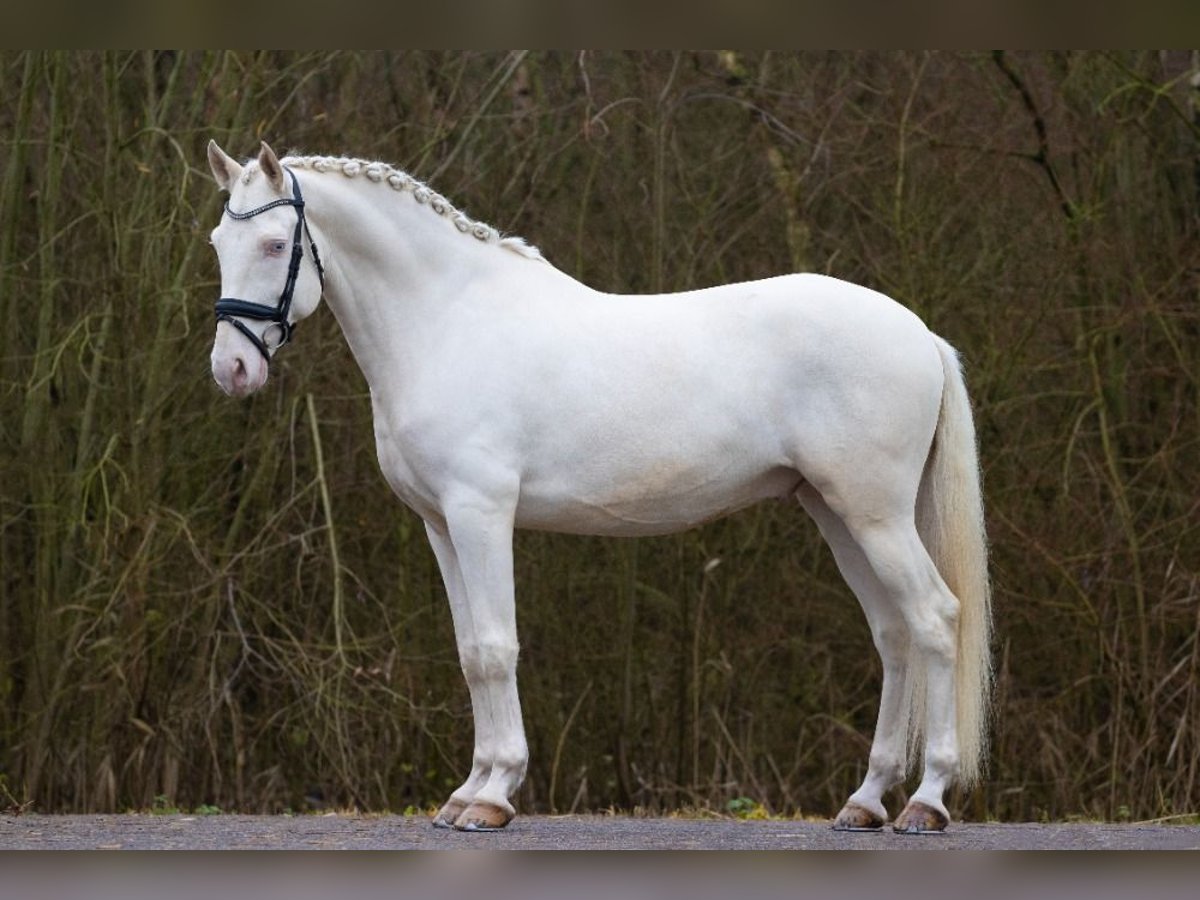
[832,802,885,832]
[893,800,949,834]
[454,801,513,832]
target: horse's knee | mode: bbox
[459,638,519,682]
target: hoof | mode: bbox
[431,798,468,829]
[831,802,885,832]
[892,800,949,834]
[454,800,513,832]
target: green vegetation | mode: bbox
[0,51,1197,823]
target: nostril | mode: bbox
[232,356,248,388]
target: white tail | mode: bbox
[915,335,993,787]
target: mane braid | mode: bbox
[276,155,543,261]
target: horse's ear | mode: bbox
[258,141,286,193]
[207,140,242,192]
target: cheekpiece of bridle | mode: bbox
[214,166,325,363]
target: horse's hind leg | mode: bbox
[797,484,911,830]
[842,515,961,833]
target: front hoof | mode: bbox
[454,801,514,832]
[892,800,949,834]
[831,802,885,832]
[432,798,468,829]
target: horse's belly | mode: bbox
[514,463,800,537]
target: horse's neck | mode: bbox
[303,173,554,394]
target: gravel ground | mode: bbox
[3,812,1199,850]
[7,815,1198,900]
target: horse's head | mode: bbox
[206,140,325,397]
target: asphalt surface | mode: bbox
[3,812,1199,849]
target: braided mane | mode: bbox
[243,154,543,261]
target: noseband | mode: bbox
[215,167,325,362]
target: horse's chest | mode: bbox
[370,405,442,521]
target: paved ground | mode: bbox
[3,812,1199,849]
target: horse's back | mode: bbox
[524,271,944,444]
[536,271,937,384]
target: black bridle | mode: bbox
[215,167,325,362]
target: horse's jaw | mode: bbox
[211,325,269,397]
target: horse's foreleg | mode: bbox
[436,493,527,831]
[425,522,496,828]
[797,485,910,830]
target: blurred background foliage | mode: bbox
[0,50,1197,821]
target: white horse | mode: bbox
[205,140,992,834]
